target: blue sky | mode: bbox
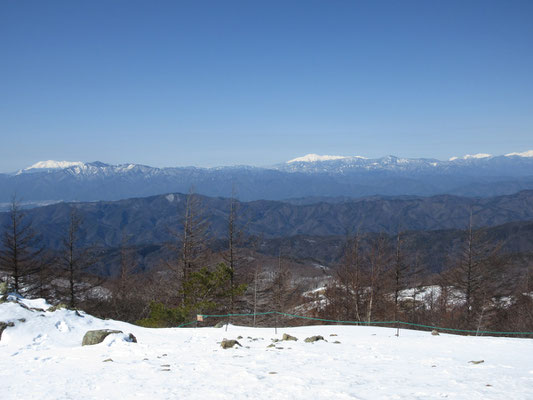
[1,0,532,171]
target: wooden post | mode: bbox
[196,314,203,329]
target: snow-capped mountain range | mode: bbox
[279,151,533,174]
[1,151,533,206]
[15,150,533,176]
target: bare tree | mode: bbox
[252,262,262,327]
[108,235,138,316]
[56,207,96,308]
[222,193,250,319]
[444,215,506,329]
[405,253,426,324]
[391,232,409,321]
[225,195,238,316]
[34,249,55,300]
[328,233,364,321]
[365,234,391,323]
[161,190,210,306]
[0,197,41,294]
[165,190,209,305]
[271,249,292,330]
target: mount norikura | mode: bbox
[2,151,533,208]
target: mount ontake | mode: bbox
[1,151,533,206]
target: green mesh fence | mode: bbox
[177,311,533,336]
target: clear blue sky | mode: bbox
[1,0,532,172]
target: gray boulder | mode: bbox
[304,335,325,343]
[82,329,123,346]
[282,333,298,341]
[220,339,242,349]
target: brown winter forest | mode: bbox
[1,192,532,336]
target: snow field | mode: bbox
[1,298,533,399]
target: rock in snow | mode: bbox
[220,339,242,349]
[82,329,138,346]
[304,335,325,343]
[282,333,298,341]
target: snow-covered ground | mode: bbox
[1,296,533,399]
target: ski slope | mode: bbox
[1,296,532,399]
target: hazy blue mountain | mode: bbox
[2,189,533,251]
[2,190,533,275]
[1,151,533,208]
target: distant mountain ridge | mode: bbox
[277,152,533,175]
[2,190,533,275]
[3,189,533,251]
[1,151,533,206]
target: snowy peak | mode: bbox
[449,153,492,161]
[17,160,136,176]
[505,150,533,158]
[287,154,350,163]
[278,150,533,175]
[448,150,533,161]
[464,153,492,159]
[25,160,86,170]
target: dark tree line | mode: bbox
[1,194,531,335]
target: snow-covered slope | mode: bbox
[505,150,533,157]
[24,160,86,171]
[17,160,165,178]
[1,296,532,399]
[287,154,353,163]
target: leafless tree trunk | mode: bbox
[365,234,390,323]
[333,233,363,321]
[0,197,41,294]
[224,195,238,319]
[272,248,292,329]
[57,207,96,308]
[444,213,506,329]
[109,234,138,318]
[170,190,209,305]
[393,232,406,322]
[253,263,261,327]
